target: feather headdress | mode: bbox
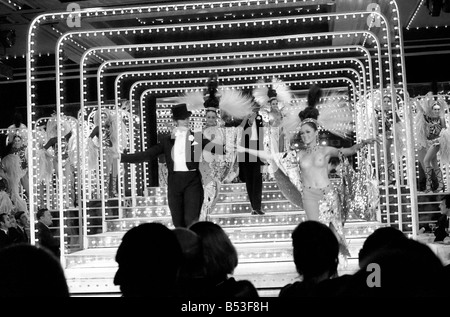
[173,90,205,112]
[414,91,447,116]
[172,73,253,119]
[203,72,220,110]
[90,107,129,152]
[280,87,354,140]
[46,113,76,140]
[252,77,294,109]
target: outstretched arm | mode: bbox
[115,143,164,163]
[235,144,274,161]
[331,138,378,157]
[43,137,57,150]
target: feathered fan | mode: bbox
[172,73,253,119]
[252,77,294,109]
[281,89,354,141]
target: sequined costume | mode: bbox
[199,125,223,220]
[415,95,448,152]
[0,154,27,213]
[8,136,30,200]
[0,176,13,214]
[87,108,128,198]
[375,107,406,159]
[307,185,350,257]
[10,145,27,175]
[272,142,378,258]
[272,149,349,256]
[414,94,449,192]
[38,115,78,208]
[266,84,378,257]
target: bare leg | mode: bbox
[417,147,428,191]
[424,145,441,192]
[424,144,440,168]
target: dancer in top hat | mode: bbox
[116,103,224,228]
[173,73,255,216]
[238,105,265,215]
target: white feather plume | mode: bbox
[172,90,205,111]
[281,91,354,140]
[219,88,253,119]
[252,77,294,109]
[317,95,354,139]
[252,79,269,106]
[280,102,304,140]
[271,77,294,107]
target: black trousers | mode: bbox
[239,162,263,211]
[167,171,204,228]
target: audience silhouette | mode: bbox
[358,226,407,268]
[114,222,183,297]
[173,227,207,297]
[2,213,447,298]
[279,220,348,297]
[340,237,447,297]
[0,244,69,297]
[189,221,259,297]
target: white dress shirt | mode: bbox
[173,127,189,171]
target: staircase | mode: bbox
[64,181,384,297]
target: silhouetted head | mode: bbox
[173,227,202,265]
[346,238,446,297]
[291,221,339,281]
[0,244,69,297]
[189,221,238,281]
[114,223,183,297]
[358,226,406,268]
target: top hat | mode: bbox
[172,103,192,120]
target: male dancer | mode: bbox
[238,107,265,215]
[117,103,222,228]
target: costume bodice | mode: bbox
[102,125,113,147]
[54,137,69,160]
[425,115,443,140]
[12,146,27,170]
